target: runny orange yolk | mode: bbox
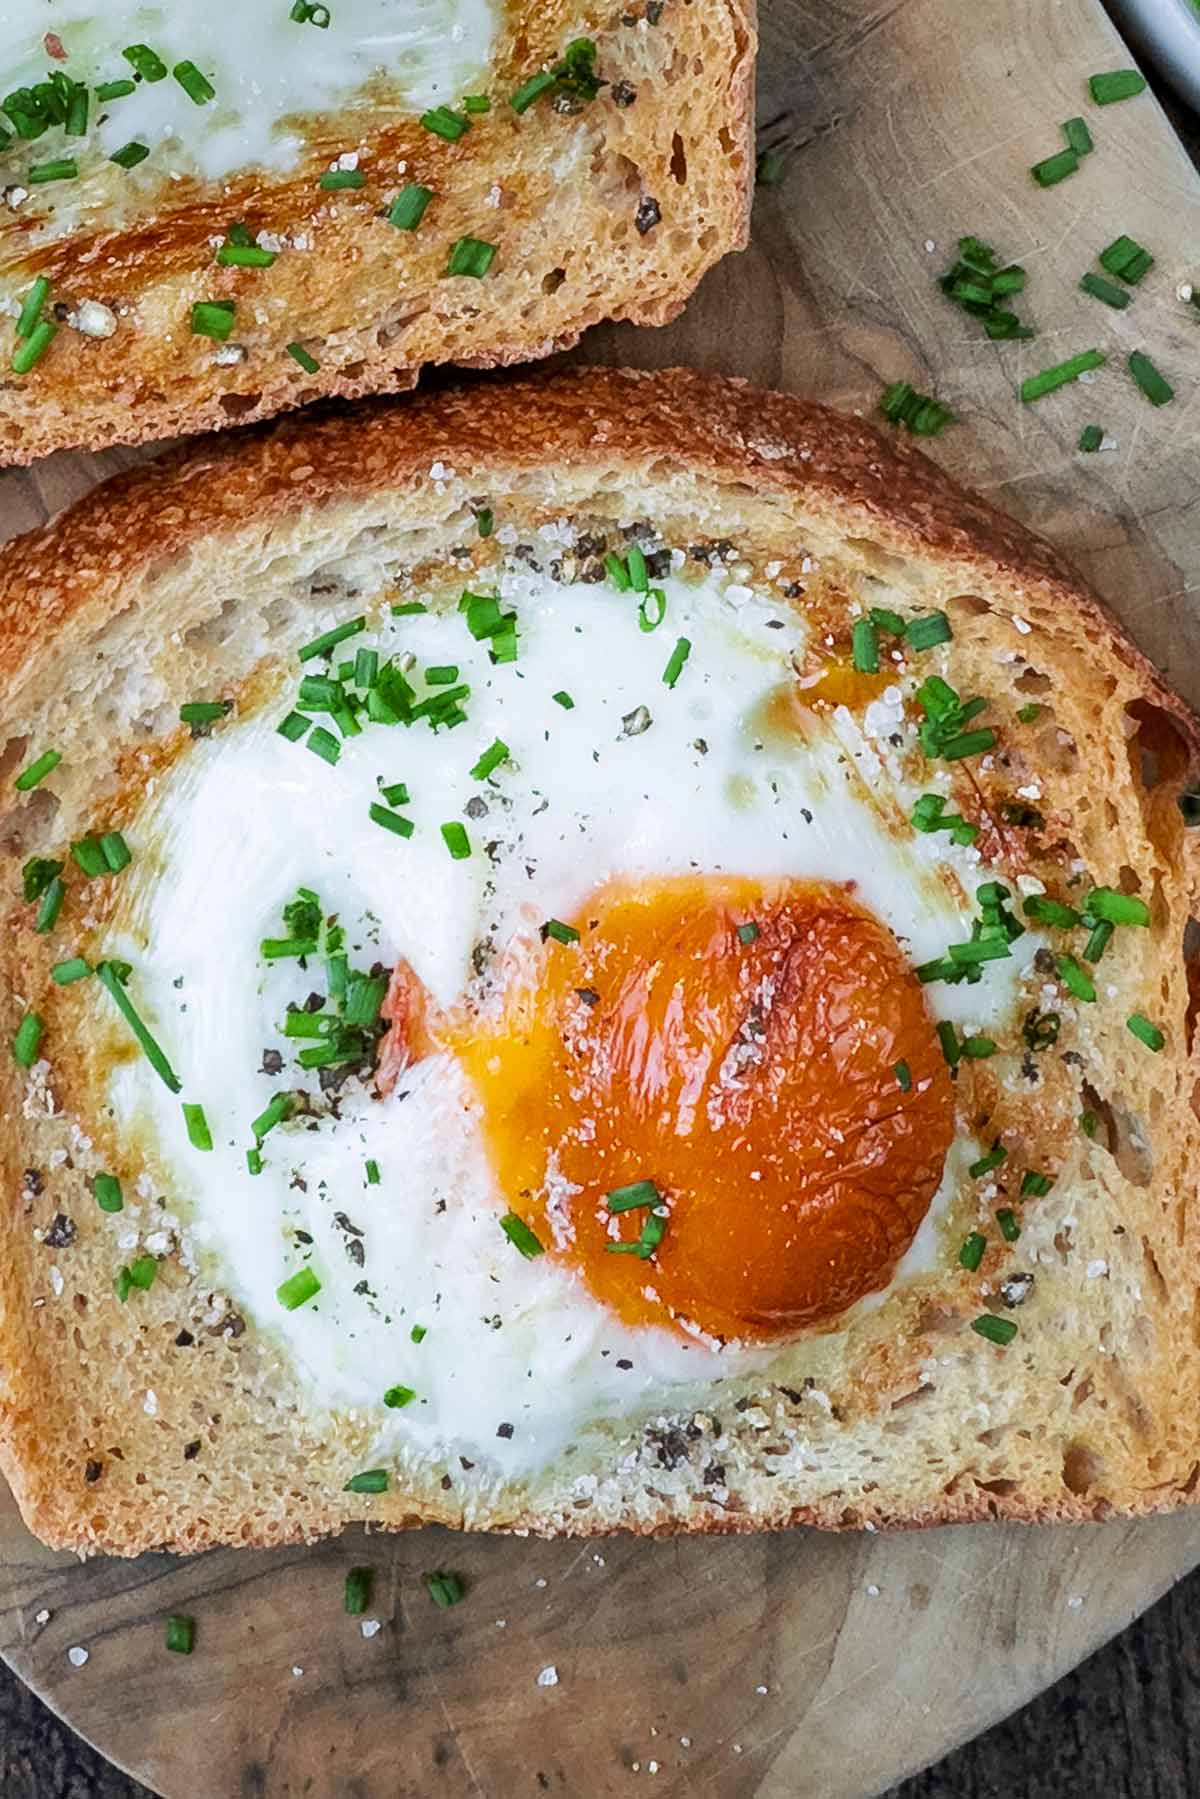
[449,875,955,1345]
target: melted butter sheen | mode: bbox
[3,0,497,179]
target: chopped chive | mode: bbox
[425,1570,463,1608]
[365,1159,380,1185]
[606,1209,667,1259]
[904,612,953,652]
[344,1568,373,1615]
[738,921,760,946]
[392,601,427,617]
[387,184,433,230]
[969,1145,1007,1179]
[14,747,60,791]
[299,617,366,662]
[942,728,997,761]
[191,301,236,342]
[1022,894,1081,929]
[1020,349,1106,403]
[383,1384,416,1409]
[123,44,168,81]
[476,508,493,538]
[1128,351,1173,407]
[12,1011,43,1067]
[260,936,318,961]
[70,836,107,878]
[1078,424,1104,453]
[1062,117,1094,155]
[463,95,491,114]
[1057,953,1096,1002]
[625,544,649,593]
[320,168,365,190]
[511,70,557,113]
[100,830,131,872]
[605,1179,661,1213]
[110,141,150,168]
[1099,236,1154,286]
[445,236,496,278]
[879,380,954,435]
[343,1468,389,1494]
[216,242,276,268]
[1021,1170,1053,1198]
[411,1323,427,1343]
[96,961,181,1092]
[1079,272,1130,310]
[893,1059,912,1092]
[605,552,632,591]
[440,821,471,860]
[307,727,341,765]
[851,617,879,673]
[1083,918,1114,962]
[165,1615,195,1655]
[94,1173,123,1213]
[377,781,409,806]
[277,1267,321,1310]
[637,589,666,633]
[246,1148,263,1175]
[469,738,509,781]
[421,105,469,140]
[1089,70,1147,105]
[1127,1012,1164,1051]
[541,918,580,945]
[756,148,786,185]
[500,1211,543,1258]
[996,1207,1021,1242]
[961,1034,997,1059]
[12,320,57,374]
[287,341,320,374]
[29,158,79,184]
[291,0,332,22]
[179,700,232,729]
[277,710,310,742]
[425,665,459,686]
[51,957,91,985]
[97,78,136,100]
[663,637,691,689]
[34,877,66,934]
[1085,887,1149,927]
[959,1232,987,1272]
[972,1314,1017,1346]
[1080,1108,1100,1139]
[174,61,215,105]
[1031,148,1078,188]
[128,1254,157,1291]
[15,277,50,341]
[369,803,414,839]
[182,1102,213,1151]
[936,1021,960,1066]
[251,1092,293,1141]
[552,690,574,710]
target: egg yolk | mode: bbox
[451,876,954,1344]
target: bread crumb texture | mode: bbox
[0,1,754,462]
[1,368,1198,1556]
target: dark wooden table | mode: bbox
[4,18,1199,1799]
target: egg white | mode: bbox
[101,557,1036,1472]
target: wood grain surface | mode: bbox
[2,1,1200,1795]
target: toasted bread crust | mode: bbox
[0,0,755,464]
[2,368,1198,1556]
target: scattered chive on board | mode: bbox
[1088,69,1147,105]
[1020,349,1106,404]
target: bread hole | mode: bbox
[976,1427,1006,1447]
[218,391,261,420]
[0,785,58,856]
[1061,1441,1105,1495]
[183,597,241,652]
[0,735,29,783]
[1072,1376,1094,1408]
[947,593,991,618]
[375,311,424,348]
[1104,799,1119,830]
[541,267,566,295]
[670,131,688,184]
[1014,669,1051,695]
[977,1477,1017,1496]
[1125,698,1192,793]
[1141,1237,1169,1307]
[87,600,137,650]
[890,1382,934,1409]
[1081,1081,1153,1187]
[1180,1462,1200,1496]
[915,1301,961,1335]
[842,537,918,583]
[342,361,366,380]
[717,125,736,154]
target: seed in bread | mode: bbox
[1,368,1198,1556]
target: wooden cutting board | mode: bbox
[2,2,1200,1794]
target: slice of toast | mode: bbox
[1,367,1198,1557]
[0,2,754,464]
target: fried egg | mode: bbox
[100,549,1036,1471]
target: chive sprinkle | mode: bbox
[343,1469,389,1494]
[319,167,365,190]
[387,184,433,230]
[663,637,691,688]
[1127,1012,1164,1051]
[1086,887,1149,926]
[173,61,215,105]
[383,1385,416,1409]
[14,748,60,791]
[278,710,310,741]
[1021,1170,1053,1198]
[165,1616,195,1655]
[217,242,276,268]
[476,508,493,537]
[905,612,953,652]
[738,921,760,946]
[996,1208,1021,1242]
[1062,117,1094,156]
[191,301,236,342]
[366,1159,380,1185]
[246,1148,263,1175]
[1020,349,1106,403]
[879,380,954,435]
[369,803,414,839]
[1030,148,1078,188]
[425,1571,463,1608]
[96,961,181,1092]
[29,158,79,183]
[277,1267,321,1310]
[959,1232,987,1272]
[541,918,580,945]
[123,44,168,81]
[605,1179,661,1213]
[893,1059,912,1091]
[638,589,667,633]
[1078,424,1104,453]
[972,1314,1017,1347]
[101,830,131,872]
[445,236,496,278]
[969,1145,1006,1179]
[251,1092,293,1141]
[12,320,57,374]
[34,878,66,934]
[97,78,136,100]
[344,1568,373,1615]
[1089,70,1147,105]
[1079,272,1129,310]
[51,957,91,985]
[94,1173,123,1213]
[300,617,366,661]
[182,1102,213,1151]
[1057,953,1096,1002]
[851,617,878,673]
[110,141,150,168]
[1128,351,1173,407]
[469,738,509,781]
[307,727,341,765]
[179,700,231,729]
[500,1211,543,1258]
[421,105,469,140]
[552,690,574,710]
[12,1011,43,1067]
[287,342,320,374]
[440,821,471,859]
[411,1324,427,1343]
